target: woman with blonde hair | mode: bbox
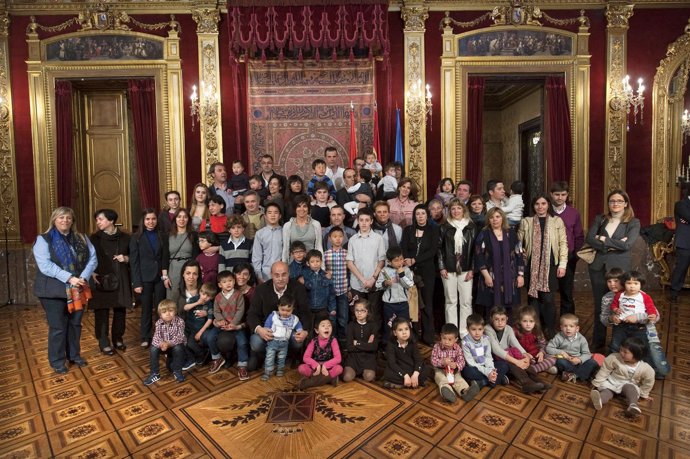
[33,207,97,373]
[189,183,210,231]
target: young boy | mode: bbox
[288,241,307,280]
[431,323,480,403]
[208,271,248,378]
[609,271,670,378]
[485,306,550,394]
[302,250,337,323]
[248,174,268,202]
[144,300,187,385]
[184,282,216,366]
[546,314,599,383]
[364,151,382,179]
[229,160,249,198]
[196,231,220,284]
[241,191,265,240]
[323,227,349,343]
[376,247,414,336]
[307,158,336,200]
[505,180,525,228]
[311,181,335,228]
[251,202,283,283]
[378,163,398,200]
[262,295,303,381]
[461,314,509,388]
[219,215,253,272]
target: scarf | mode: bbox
[448,217,469,272]
[488,229,513,306]
[373,218,399,249]
[528,216,550,298]
[49,227,91,312]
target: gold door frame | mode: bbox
[440,24,591,225]
[26,29,185,233]
[650,20,690,223]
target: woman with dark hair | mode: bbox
[517,194,568,337]
[90,208,132,355]
[474,208,525,320]
[176,260,203,370]
[264,176,285,216]
[190,183,210,231]
[33,207,98,373]
[130,208,167,348]
[234,262,257,305]
[586,189,640,351]
[401,204,440,345]
[162,208,199,302]
[284,175,306,220]
[388,178,419,228]
[282,194,323,261]
[468,194,487,229]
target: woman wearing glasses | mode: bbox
[586,189,640,351]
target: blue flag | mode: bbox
[394,108,404,166]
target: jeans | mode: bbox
[212,328,249,365]
[250,333,303,369]
[609,324,671,376]
[555,358,599,380]
[186,328,214,362]
[383,301,409,339]
[139,280,165,343]
[41,298,84,369]
[441,272,473,337]
[149,343,186,374]
[460,361,509,388]
[94,307,126,349]
[265,340,289,374]
[335,294,349,341]
[589,265,611,349]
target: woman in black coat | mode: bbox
[90,209,132,355]
[401,204,440,345]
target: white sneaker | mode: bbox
[590,389,603,410]
[547,366,558,375]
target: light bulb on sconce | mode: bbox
[682,108,690,145]
[190,84,200,131]
[613,74,645,131]
[406,78,433,131]
[189,81,217,132]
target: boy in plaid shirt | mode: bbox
[324,227,349,345]
[144,300,187,385]
[431,323,480,403]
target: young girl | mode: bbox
[435,178,455,205]
[383,317,433,389]
[514,306,558,375]
[298,313,343,389]
[343,299,378,383]
[195,231,220,284]
[591,337,655,418]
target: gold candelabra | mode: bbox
[406,79,432,131]
[190,82,217,132]
[611,75,645,131]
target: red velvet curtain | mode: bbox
[466,76,484,190]
[545,75,572,184]
[55,80,74,207]
[127,79,160,210]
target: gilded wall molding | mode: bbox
[651,18,690,222]
[193,6,223,177]
[604,3,633,202]
[0,11,20,242]
[402,1,429,201]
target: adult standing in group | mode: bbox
[437,199,477,337]
[259,154,287,192]
[207,162,234,213]
[586,189,640,351]
[388,178,418,228]
[130,208,166,348]
[284,175,306,221]
[90,209,132,356]
[550,181,584,315]
[518,194,569,337]
[252,202,284,283]
[671,186,690,302]
[372,200,403,250]
[456,180,473,205]
[281,195,323,261]
[162,208,199,303]
[485,179,506,211]
[336,168,372,226]
[33,207,98,373]
[474,208,524,320]
[401,204,440,345]
[158,191,181,234]
[264,176,285,216]
[428,198,446,226]
[246,261,311,370]
[189,183,210,231]
[322,205,356,250]
[325,146,345,190]
[468,194,487,228]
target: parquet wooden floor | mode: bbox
[0,292,688,458]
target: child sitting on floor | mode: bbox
[383,317,433,389]
[343,299,378,383]
[431,323,480,403]
[546,313,599,383]
[514,306,557,375]
[143,300,187,385]
[460,314,509,389]
[298,313,342,389]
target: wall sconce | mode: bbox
[682,109,690,145]
[406,79,433,130]
[611,75,645,130]
[190,82,217,132]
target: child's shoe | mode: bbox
[441,386,457,403]
[173,371,185,383]
[261,373,270,381]
[182,360,196,371]
[626,403,641,417]
[561,371,577,383]
[461,380,481,402]
[143,373,160,386]
[590,389,603,410]
[238,367,249,381]
[276,369,285,377]
[547,366,558,375]
[383,381,404,389]
[330,376,338,387]
[209,358,225,374]
[501,375,510,385]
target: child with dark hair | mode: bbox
[196,231,220,284]
[288,241,307,280]
[343,299,377,382]
[383,317,433,389]
[431,323,480,403]
[599,267,625,328]
[435,178,455,206]
[461,314,510,389]
[310,181,335,227]
[262,295,302,381]
[505,180,525,228]
[591,337,655,418]
[307,158,336,199]
[184,282,216,366]
[200,195,228,234]
[376,246,414,337]
[298,313,342,389]
[219,215,253,271]
[302,249,337,323]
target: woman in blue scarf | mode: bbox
[33,207,98,374]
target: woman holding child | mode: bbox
[586,189,640,351]
[517,194,569,338]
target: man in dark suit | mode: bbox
[671,189,690,301]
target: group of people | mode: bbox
[31,148,669,413]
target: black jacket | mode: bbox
[247,279,312,334]
[401,224,439,269]
[437,220,477,273]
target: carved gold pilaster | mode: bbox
[401,1,429,202]
[192,5,223,177]
[0,10,20,242]
[604,3,633,202]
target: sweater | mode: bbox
[546,332,592,362]
[553,204,585,253]
[592,353,655,398]
[462,334,495,377]
[376,265,414,303]
[485,324,527,360]
[386,340,425,378]
[213,290,245,326]
[303,336,341,369]
[246,279,312,333]
[264,311,302,341]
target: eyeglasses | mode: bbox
[354,309,367,313]
[608,200,626,204]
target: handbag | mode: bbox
[576,244,597,264]
[97,272,119,292]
